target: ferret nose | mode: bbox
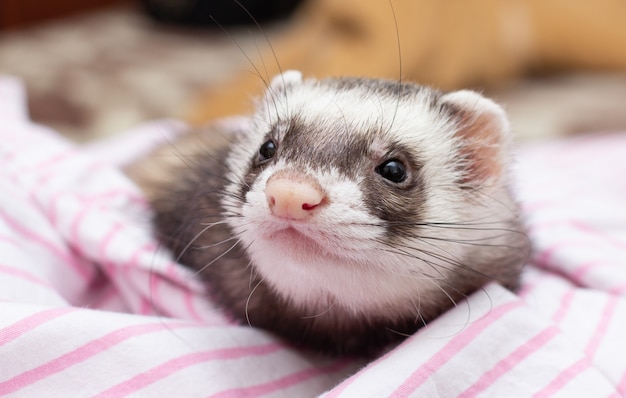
[265,174,325,220]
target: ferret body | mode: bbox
[127,71,528,355]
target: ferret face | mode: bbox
[221,71,521,319]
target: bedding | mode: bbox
[1,75,625,397]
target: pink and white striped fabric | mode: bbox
[1,75,625,397]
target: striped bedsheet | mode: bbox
[1,76,625,397]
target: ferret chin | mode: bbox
[127,70,529,356]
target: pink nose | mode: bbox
[265,174,325,220]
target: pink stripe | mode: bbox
[532,358,588,398]
[209,359,352,398]
[139,296,155,316]
[183,288,202,322]
[98,222,124,264]
[0,307,74,346]
[571,260,611,285]
[132,243,203,321]
[551,289,575,324]
[617,367,626,396]
[47,189,148,228]
[517,272,552,299]
[45,192,63,227]
[324,330,404,398]
[535,240,587,270]
[390,300,522,397]
[96,222,125,302]
[609,283,626,295]
[115,243,181,318]
[0,322,195,395]
[76,190,148,207]
[18,148,76,174]
[530,219,626,252]
[571,220,626,250]
[530,255,623,394]
[126,244,161,316]
[0,209,91,280]
[457,327,560,398]
[0,264,54,289]
[69,204,92,258]
[93,342,284,398]
[585,296,619,358]
[162,255,203,321]
[0,235,21,247]
[145,265,162,316]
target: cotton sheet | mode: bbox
[1,76,625,397]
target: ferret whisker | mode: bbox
[385,327,413,338]
[175,221,227,263]
[198,220,231,227]
[352,217,508,229]
[208,16,270,93]
[386,0,403,136]
[405,289,427,328]
[163,152,245,192]
[388,242,478,275]
[360,83,386,136]
[430,280,460,309]
[465,188,522,215]
[229,0,287,111]
[428,283,475,338]
[251,34,271,91]
[194,239,241,276]
[377,241,489,284]
[300,300,337,320]
[374,243,451,280]
[195,235,240,250]
[207,14,281,123]
[246,258,260,289]
[245,277,265,327]
[330,97,351,138]
[405,232,529,250]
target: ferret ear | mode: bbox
[441,90,512,187]
[269,70,303,93]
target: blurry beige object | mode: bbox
[186,0,626,123]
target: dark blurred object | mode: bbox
[140,0,303,26]
[0,0,129,30]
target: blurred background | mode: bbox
[1,0,625,143]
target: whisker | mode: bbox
[245,278,265,327]
[194,239,241,275]
[300,300,337,320]
[386,0,403,135]
[195,235,240,250]
[230,0,288,123]
[175,221,226,263]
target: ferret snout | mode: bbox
[265,172,326,220]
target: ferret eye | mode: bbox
[376,159,407,183]
[258,140,277,163]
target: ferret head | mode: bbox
[222,71,526,322]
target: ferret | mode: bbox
[126,71,529,356]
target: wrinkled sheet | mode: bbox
[1,76,625,397]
